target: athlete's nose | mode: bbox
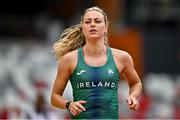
[90,21,95,27]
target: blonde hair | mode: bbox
[53,6,109,60]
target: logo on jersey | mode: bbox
[77,70,86,75]
[107,68,114,74]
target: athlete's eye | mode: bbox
[85,21,91,24]
[95,20,102,23]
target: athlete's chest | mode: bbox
[72,66,119,89]
[83,54,107,67]
[74,65,119,82]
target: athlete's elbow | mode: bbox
[50,94,56,107]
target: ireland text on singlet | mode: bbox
[70,47,120,119]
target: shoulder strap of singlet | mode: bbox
[107,47,116,65]
[77,48,84,66]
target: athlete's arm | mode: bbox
[51,53,73,109]
[50,52,86,116]
[121,51,142,111]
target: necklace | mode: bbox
[84,47,105,56]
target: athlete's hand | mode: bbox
[126,95,139,111]
[69,100,87,116]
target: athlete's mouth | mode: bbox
[89,29,97,33]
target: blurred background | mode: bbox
[0,0,179,119]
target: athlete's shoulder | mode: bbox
[58,49,78,65]
[66,49,78,58]
[62,49,78,59]
[57,49,78,73]
[110,47,133,62]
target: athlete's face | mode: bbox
[82,10,108,41]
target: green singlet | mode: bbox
[70,47,120,119]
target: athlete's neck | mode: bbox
[83,44,106,57]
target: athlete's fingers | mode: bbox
[126,97,132,106]
[69,102,82,116]
[78,100,87,104]
[126,98,133,109]
[126,96,140,111]
[73,105,82,113]
[69,101,86,116]
[71,108,79,116]
[130,98,138,108]
[133,100,140,110]
[77,104,86,111]
[77,101,86,111]
[70,109,76,116]
[71,106,82,116]
[129,104,139,111]
[128,98,139,111]
[134,100,140,110]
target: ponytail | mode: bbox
[53,24,85,61]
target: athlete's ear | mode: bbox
[105,25,108,34]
